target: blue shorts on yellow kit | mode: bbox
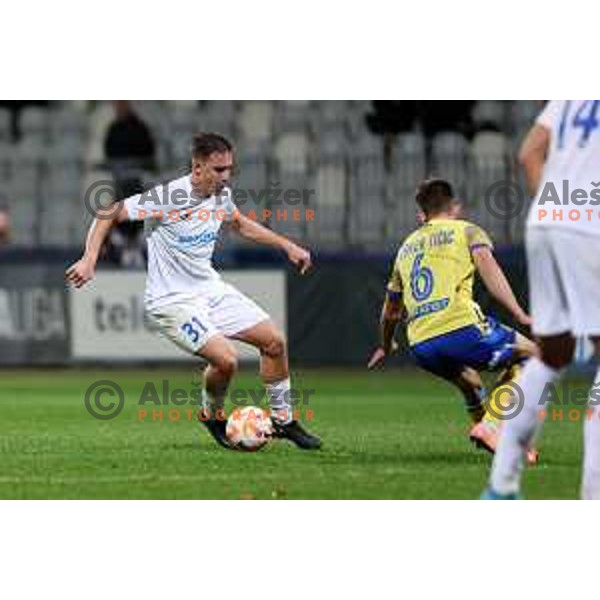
[387,218,517,380]
[409,317,516,380]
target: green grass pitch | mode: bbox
[0,367,585,499]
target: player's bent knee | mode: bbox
[262,332,287,358]
[214,353,238,377]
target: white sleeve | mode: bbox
[123,182,166,221]
[218,187,238,220]
[535,100,564,131]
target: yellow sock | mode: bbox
[484,363,524,424]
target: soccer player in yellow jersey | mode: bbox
[368,178,539,459]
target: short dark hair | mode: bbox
[192,132,233,160]
[415,178,455,215]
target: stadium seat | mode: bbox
[49,106,88,143]
[47,135,85,167]
[348,193,387,248]
[348,136,387,247]
[134,101,171,169]
[350,136,386,189]
[345,101,371,139]
[232,152,270,247]
[511,100,542,133]
[388,132,428,240]
[169,104,199,137]
[431,132,469,191]
[315,164,346,208]
[38,204,73,246]
[234,155,268,203]
[472,101,506,130]
[281,100,311,109]
[305,164,348,246]
[45,167,84,201]
[165,100,198,111]
[86,102,114,167]
[238,101,274,143]
[432,131,469,156]
[171,137,193,168]
[396,131,426,157]
[80,169,115,216]
[468,131,511,236]
[0,141,12,180]
[5,191,39,246]
[274,103,311,134]
[168,105,198,167]
[200,101,236,138]
[270,212,306,241]
[313,101,349,134]
[471,131,508,160]
[11,140,46,190]
[392,132,427,183]
[315,132,348,163]
[19,106,50,143]
[0,109,12,142]
[274,131,310,175]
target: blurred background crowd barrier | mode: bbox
[0,100,542,255]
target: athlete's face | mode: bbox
[191,151,234,197]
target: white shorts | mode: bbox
[146,283,270,354]
[526,227,600,337]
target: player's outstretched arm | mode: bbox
[230,212,312,274]
[518,123,550,198]
[65,203,128,288]
[472,246,531,327]
[367,291,404,369]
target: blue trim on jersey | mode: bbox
[410,317,517,380]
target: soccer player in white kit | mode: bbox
[66,133,321,450]
[483,101,600,498]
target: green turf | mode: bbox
[0,367,586,499]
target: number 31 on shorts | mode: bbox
[180,316,206,344]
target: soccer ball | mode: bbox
[226,406,273,451]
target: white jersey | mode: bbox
[527,100,600,235]
[123,174,237,310]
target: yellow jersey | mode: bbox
[387,219,493,346]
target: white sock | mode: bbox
[266,377,293,424]
[582,367,600,500]
[490,357,561,495]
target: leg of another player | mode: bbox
[453,367,505,454]
[233,320,321,449]
[477,333,541,462]
[513,331,540,361]
[485,332,539,422]
[451,367,486,423]
[582,337,600,499]
[486,333,574,498]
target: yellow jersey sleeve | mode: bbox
[387,255,403,295]
[465,224,493,252]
